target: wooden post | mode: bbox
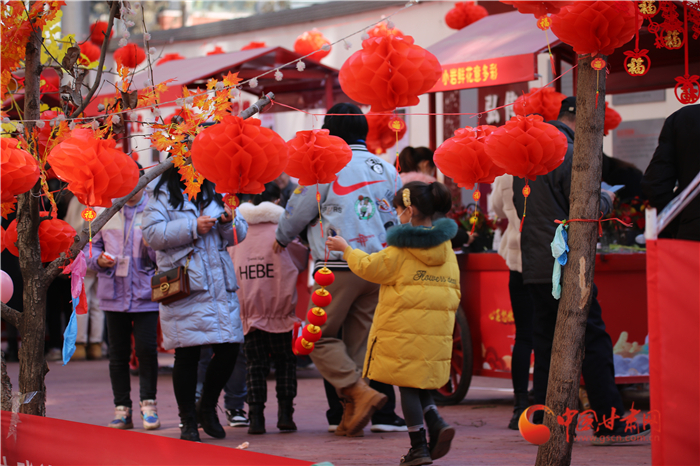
[535,54,607,466]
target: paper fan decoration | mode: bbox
[1,138,40,203]
[156,53,185,66]
[294,29,331,61]
[513,87,567,122]
[285,129,353,186]
[604,103,622,136]
[445,2,488,30]
[366,113,407,155]
[434,125,503,189]
[500,1,573,18]
[89,21,113,46]
[114,43,146,69]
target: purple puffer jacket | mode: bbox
[85,193,158,312]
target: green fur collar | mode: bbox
[386,218,458,249]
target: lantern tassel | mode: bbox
[595,70,600,109]
[545,28,556,78]
[88,221,93,258]
[520,181,530,233]
[233,213,239,245]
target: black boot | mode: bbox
[508,392,530,430]
[196,399,226,439]
[179,406,201,442]
[400,429,432,465]
[277,399,297,432]
[248,403,266,435]
[424,408,455,460]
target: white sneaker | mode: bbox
[140,400,161,430]
[328,424,338,433]
[225,409,249,427]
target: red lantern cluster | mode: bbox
[79,41,101,65]
[445,2,488,30]
[5,214,76,262]
[339,34,441,113]
[434,125,503,190]
[294,267,335,355]
[550,1,642,56]
[47,128,140,208]
[190,115,289,195]
[285,129,352,186]
[366,113,408,155]
[156,53,185,66]
[1,138,40,203]
[500,1,573,18]
[294,29,331,61]
[114,43,146,69]
[89,21,113,46]
[513,87,566,122]
[241,41,267,51]
[604,103,622,136]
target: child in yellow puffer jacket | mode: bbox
[326,181,461,466]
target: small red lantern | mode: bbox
[114,43,146,69]
[501,1,573,18]
[294,29,331,61]
[339,34,441,113]
[513,87,567,122]
[314,267,335,287]
[241,41,267,51]
[79,41,101,65]
[4,215,75,262]
[89,21,113,46]
[156,53,185,66]
[285,129,352,186]
[302,324,323,343]
[294,337,314,356]
[675,75,700,104]
[445,2,488,30]
[1,138,40,203]
[190,115,289,195]
[434,125,503,190]
[311,289,332,308]
[604,103,622,136]
[223,194,240,210]
[366,113,407,155]
[591,58,606,71]
[307,307,328,327]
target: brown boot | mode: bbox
[340,378,387,436]
[335,400,364,437]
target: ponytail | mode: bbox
[393,181,452,218]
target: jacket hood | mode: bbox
[238,201,284,225]
[386,218,457,266]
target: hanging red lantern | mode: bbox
[339,35,441,113]
[302,324,322,343]
[484,114,567,181]
[156,53,185,66]
[79,41,101,65]
[89,21,113,46]
[294,29,331,61]
[1,138,40,203]
[285,129,352,186]
[47,128,140,208]
[513,87,567,122]
[314,267,335,287]
[311,288,332,308]
[550,1,642,56]
[365,113,407,155]
[307,307,327,327]
[4,215,76,262]
[241,41,267,51]
[445,2,488,30]
[434,125,503,190]
[604,103,622,136]
[114,43,146,69]
[206,46,225,56]
[368,21,404,38]
[500,1,573,18]
[294,337,314,356]
[190,115,289,195]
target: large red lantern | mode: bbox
[89,21,113,46]
[156,53,185,66]
[445,2,488,30]
[294,29,331,61]
[550,1,642,56]
[339,35,441,113]
[79,41,101,65]
[604,103,622,136]
[190,115,289,195]
[4,215,76,262]
[500,1,573,18]
[1,138,40,203]
[285,129,352,186]
[366,113,407,155]
[47,128,140,208]
[434,125,503,190]
[513,87,566,122]
[114,44,146,69]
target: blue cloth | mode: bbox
[551,223,569,300]
[61,300,79,365]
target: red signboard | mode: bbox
[430,53,536,92]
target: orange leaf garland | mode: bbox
[285,129,353,186]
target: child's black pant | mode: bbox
[244,329,297,404]
[399,386,435,428]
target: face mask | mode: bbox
[398,208,410,225]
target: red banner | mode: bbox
[430,54,536,92]
[1,413,315,466]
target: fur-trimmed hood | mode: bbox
[238,201,285,225]
[386,218,457,266]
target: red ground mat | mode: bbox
[1,412,316,465]
[646,239,700,465]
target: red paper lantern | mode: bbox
[339,35,441,113]
[366,113,407,155]
[207,46,225,56]
[311,289,332,308]
[89,21,113,46]
[79,41,101,65]
[4,215,76,262]
[307,307,328,327]
[241,41,267,51]
[314,267,335,287]
[434,125,504,190]
[285,129,352,186]
[156,53,185,66]
[445,2,488,30]
[47,128,140,208]
[294,29,331,61]
[114,44,146,69]
[513,87,567,122]
[294,337,314,356]
[550,1,642,56]
[484,114,567,181]
[190,115,289,195]
[1,138,40,203]
[368,22,404,39]
[604,103,622,136]
[302,324,322,343]
[500,1,573,18]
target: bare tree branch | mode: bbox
[1,303,22,332]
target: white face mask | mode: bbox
[398,207,411,225]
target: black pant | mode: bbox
[399,386,435,428]
[509,271,534,395]
[528,283,625,433]
[104,311,159,408]
[244,329,297,405]
[173,343,239,414]
[324,377,399,425]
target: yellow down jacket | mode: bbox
[343,218,461,390]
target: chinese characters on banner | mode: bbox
[478,82,530,127]
[430,53,536,93]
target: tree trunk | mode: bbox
[535,55,607,466]
[1,351,12,412]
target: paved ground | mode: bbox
[4,355,651,466]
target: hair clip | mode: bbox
[402,188,411,208]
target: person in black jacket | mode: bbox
[512,97,648,444]
[641,104,700,240]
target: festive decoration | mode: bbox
[285,129,352,186]
[513,87,566,122]
[294,336,314,355]
[113,43,146,69]
[550,1,642,56]
[537,16,552,30]
[294,268,334,356]
[434,125,502,190]
[314,268,335,287]
[604,103,622,136]
[1,138,40,203]
[501,1,573,19]
[365,113,407,155]
[591,57,606,70]
[445,2,488,30]
[79,41,101,65]
[311,288,332,308]
[1,270,12,304]
[624,49,651,76]
[294,29,331,61]
[307,307,327,327]
[156,53,185,66]
[207,46,225,56]
[674,2,699,104]
[647,1,683,50]
[190,114,289,195]
[4,215,75,262]
[47,128,140,208]
[241,41,267,50]
[0,226,4,253]
[302,323,322,343]
[368,21,404,38]
[89,21,113,46]
[339,34,441,113]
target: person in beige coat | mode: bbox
[491,174,534,430]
